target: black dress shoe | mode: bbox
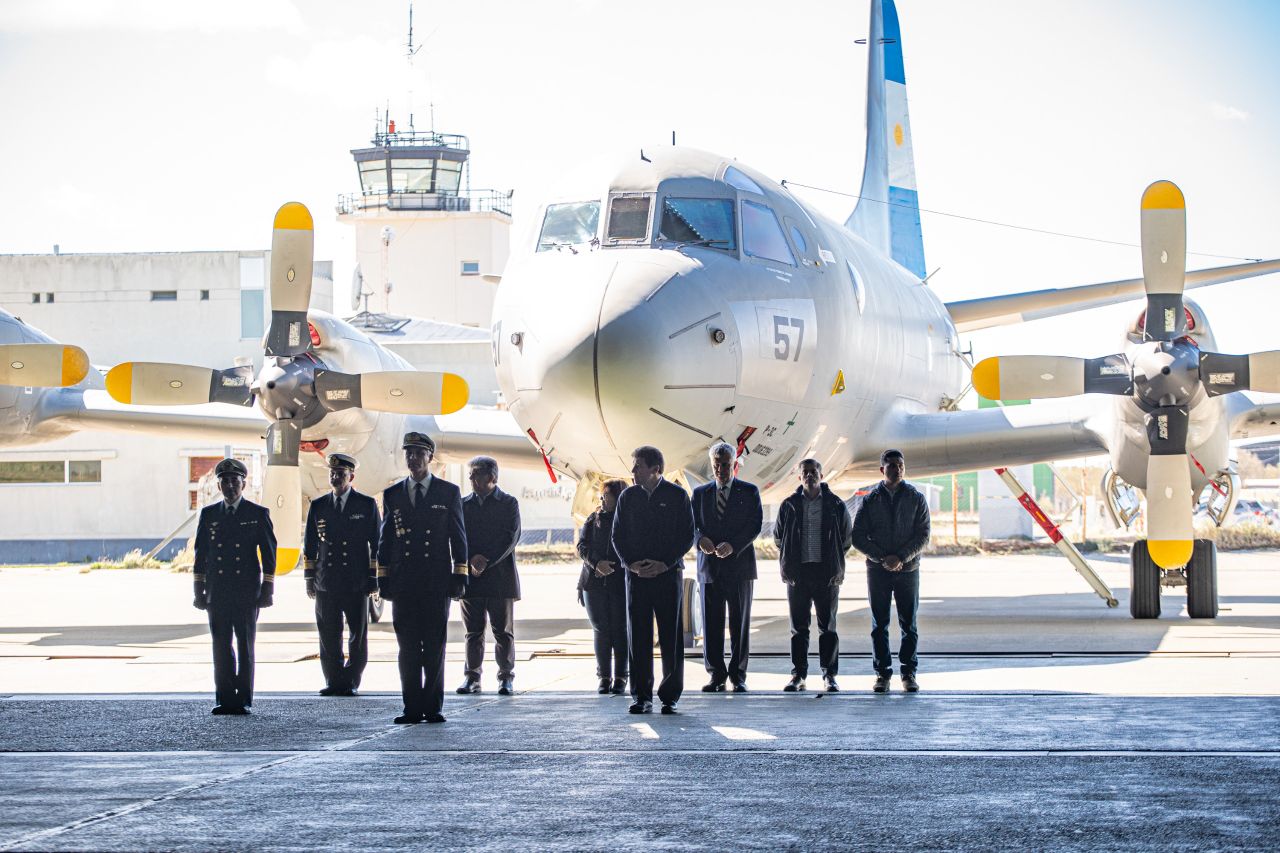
[702,680,727,693]
[498,678,514,696]
[318,686,338,697]
[597,678,611,695]
[824,676,840,693]
[227,705,250,715]
[732,681,748,693]
[783,675,806,692]
[660,703,677,715]
[393,713,422,724]
[425,713,447,723]
[873,674,892,694]
[211,705,232,715]
[610,678,627,695]
[901,673,920,693]
[337,687,358,697]
[628,701,652,714]
[456,678,481,695]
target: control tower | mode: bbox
[336,123,511,327]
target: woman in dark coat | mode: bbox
[577,479,629,694]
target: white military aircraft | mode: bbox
[5,0,1278,621]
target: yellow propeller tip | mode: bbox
[971,357,1001,401]
[104,363,133,404]
[273,202,313,231]
[1141,181,1185,210]
[1148,539,1193,569]
[276,547,301,576]
[60,346,89,387]
[440,373,469,414]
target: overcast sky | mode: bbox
[1,0,1277,362]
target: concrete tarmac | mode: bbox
[1,552,1278,850]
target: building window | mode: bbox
[241,289,264,339]
[31,293,39,303]
[151,290,178,301]
[45,293,54,303]
[0,459,101,484]
[461,261,480,276]
[200,289,210,301]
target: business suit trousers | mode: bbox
[208,603,257,709]
[315,589,369,690]
[787,567,840,678]
[583,586,628,681]
[867,565,920,676]
[393,594,452,717]
[626,568,684,705]
[461,596,516,680]
[700,577,753,683]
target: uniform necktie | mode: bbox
[225,503,235,517]
[716,485,728,519]
[414,482,425,507]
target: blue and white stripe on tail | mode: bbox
[845,0,926,279]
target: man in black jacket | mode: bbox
[378,432,468,724]
[772,458,852,693]
[611,445,695,715]
[457,456,522,697]
[192,457,277,715]
[692,442,763,693]
[851,449,931,694]
[303,453,380,697]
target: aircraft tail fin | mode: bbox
[845,0,926,279]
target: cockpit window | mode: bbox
[538,201,600,252]
[724,166,764,195]
[606,196,651,242]
[742,200,795,266]
[658,198,736,250]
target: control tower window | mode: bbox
[391,159,434,193]
[606,196,651,242]
[436,159,462,193]
[742,200,795,266]
[659,198,736,251]
[359,160,388,194]
[538,201,600,252]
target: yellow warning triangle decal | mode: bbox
[831,369,846,395]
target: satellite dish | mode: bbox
[350,265,364,311]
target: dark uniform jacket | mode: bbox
[378,475,468,596]
[611,479,695,574]
[193,499,277,607]
[461,488,522,600]
[851,481,931,572]
[691,479,763,584]
[772,484,853,584]
[576,509,624,594]
[303,489,380,594]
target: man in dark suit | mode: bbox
[303,452,380,697]
[457,455,522,696]
[612,445,695,715]
[852,448,931,694]
[192,457,277,715]
[692,441,763,693]
[378,432,468,724]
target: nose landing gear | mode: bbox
[1129,538,1218,619]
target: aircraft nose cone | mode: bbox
[1134,343,1199,406]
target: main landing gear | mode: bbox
[1129,538,1218,619]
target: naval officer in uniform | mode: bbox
[378,432,468,724]
[303,452,380,697]
[192,457,277,715]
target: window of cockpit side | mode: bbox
[783,216,821,270]
[604,194,653,246]
[741,200,796,266]
[658,197,737,253]
[537,201,601,252]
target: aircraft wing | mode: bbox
[37,389,267,443]
[834,398,1109,482]
[1225,392,1280,443]
[945,258,1280,333]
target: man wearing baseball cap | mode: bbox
[378,432,469,724]
[303,452,380,697]
[192,457,277,715]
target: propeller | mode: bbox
[0,344,90,387]
[972,181,1277,569]
[103,202,470,575]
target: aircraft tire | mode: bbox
[368,593,384,624]
[1186,539,1218,619]
[1129,540,1161,619]
[681,576,701,650]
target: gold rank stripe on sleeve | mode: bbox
[193,572,206,581]
[368,558,378,574]
[376,564,388,578]
[262,575,275,585]
[453,563,469,576]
